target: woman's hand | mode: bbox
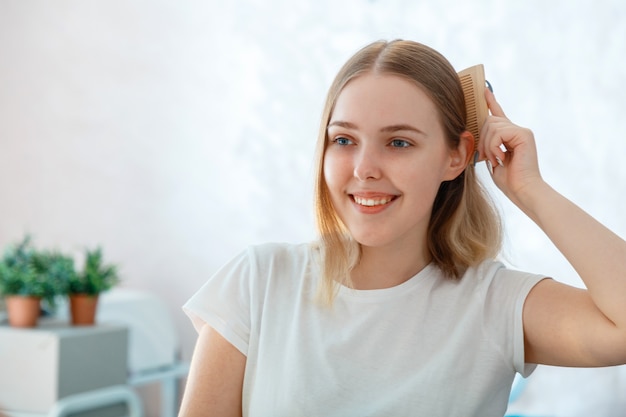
[478,87,626,368]
[477,88,544,206]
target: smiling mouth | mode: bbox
[351,195,397,207]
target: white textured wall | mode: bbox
[1,0,626,415]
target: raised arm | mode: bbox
[178,324,246,417]
[478,89,626,367]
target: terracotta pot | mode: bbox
[5,295,41,328]
[69,294,99,326]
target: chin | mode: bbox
[351,235,393,249]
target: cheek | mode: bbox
[394,160,447,196]
[322,151,347,193]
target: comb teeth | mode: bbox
[457,64,488,148]
[460,74,480,141]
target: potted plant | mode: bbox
[0,236,74,327]
[67,247,120,325]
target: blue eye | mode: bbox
[334,137,353,146]
[390,139,411,148]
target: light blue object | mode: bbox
[47,385,143,417]
[505,374,529,417]
[508,373,529,404]
[506,374,551,417]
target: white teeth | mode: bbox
[353,196,392,206]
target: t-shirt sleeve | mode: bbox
[182,247,253,356]
[483,263,548,378]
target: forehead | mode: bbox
[330,73,440,129]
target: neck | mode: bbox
[350,241,431,290]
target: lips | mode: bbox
[350,193,398,207]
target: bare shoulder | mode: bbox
[523,278,626,367]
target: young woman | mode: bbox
[178,40,626,417]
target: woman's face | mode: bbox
[323,73,465,251]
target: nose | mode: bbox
[353,146,381,181]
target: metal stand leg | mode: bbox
[47,385,143,417]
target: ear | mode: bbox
[444,131,475,180]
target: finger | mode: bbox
[485,87,507,119]
[479,118,510,167]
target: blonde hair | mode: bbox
[313,40,502,304]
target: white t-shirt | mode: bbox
[183,242,546,417]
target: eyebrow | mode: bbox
[327,120,426,136]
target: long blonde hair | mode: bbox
[313,40,502,304]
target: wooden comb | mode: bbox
[457,64,489,149]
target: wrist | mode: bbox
[508,177,553,222]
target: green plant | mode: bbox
[0,236,74,308]
[68,247,120,295]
